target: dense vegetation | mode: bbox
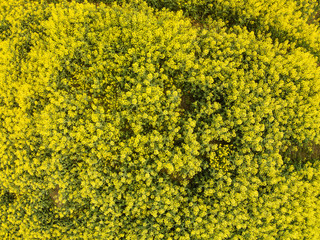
[1,0,320,239]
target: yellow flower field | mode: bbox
[0,0,320,239]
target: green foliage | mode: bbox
[1,0,320,239]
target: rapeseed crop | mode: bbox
[1,0,320,239]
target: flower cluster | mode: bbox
[1,0,320,239]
